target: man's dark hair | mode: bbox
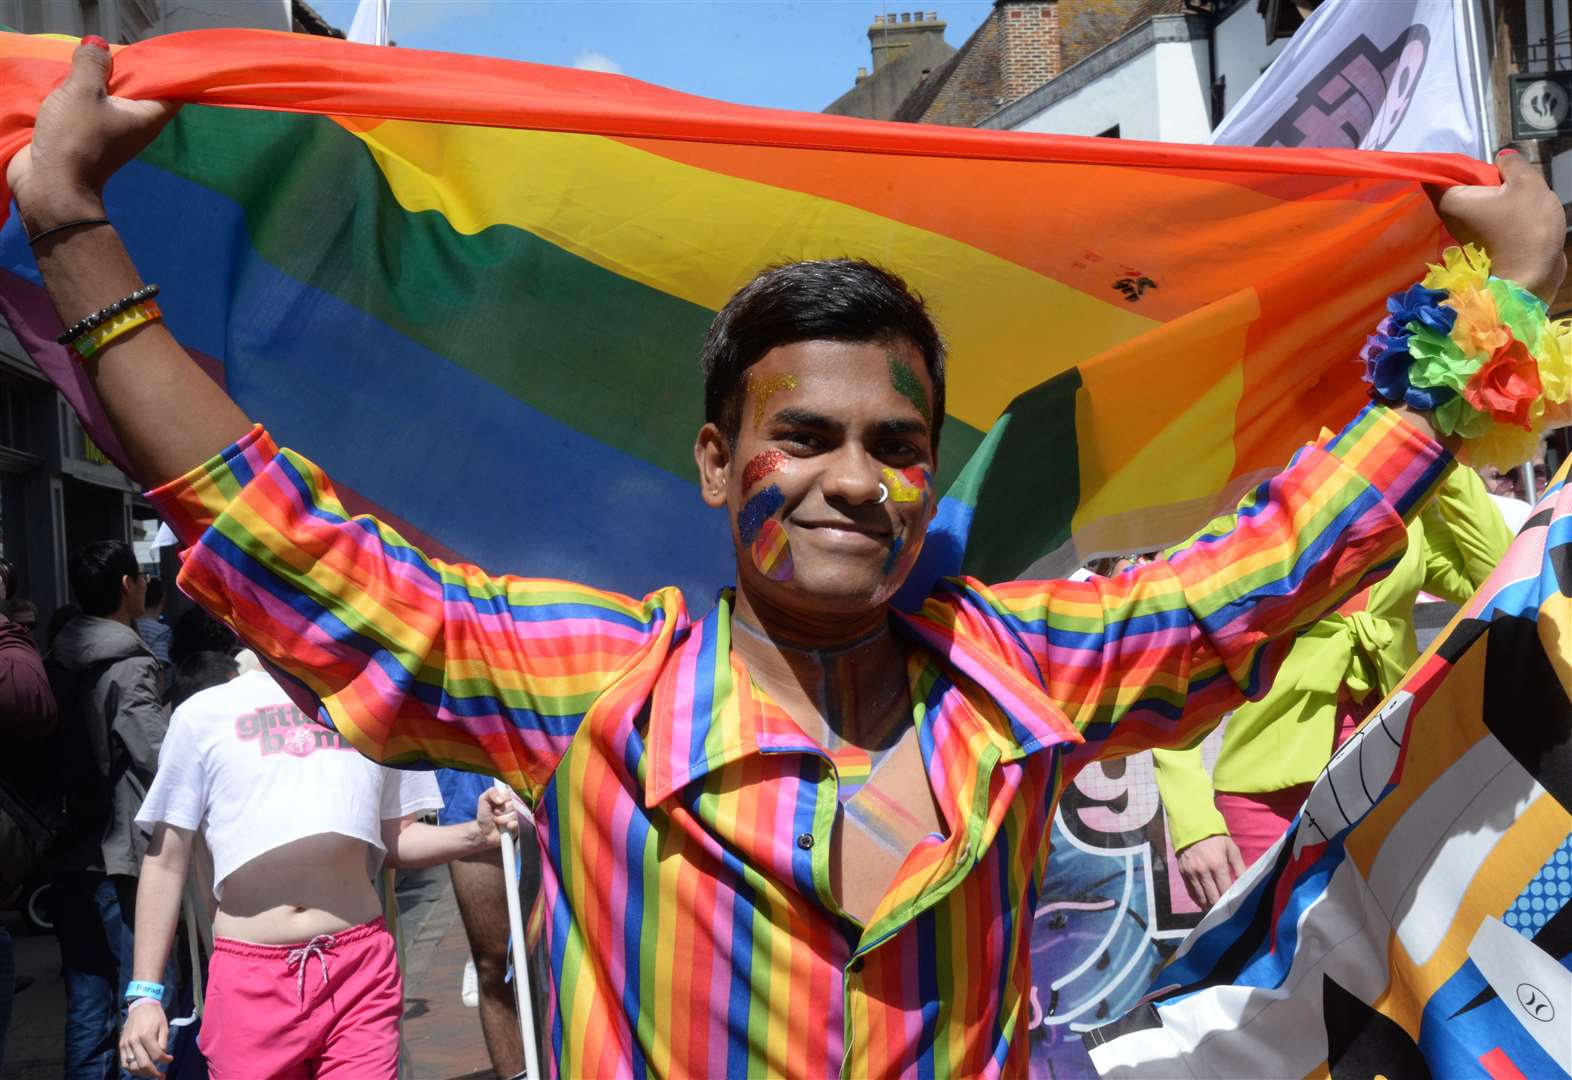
[68,540,139,618]
[170,607,240,666]
[144,576,164,611]
[699,259,946,449]
[170,651,239,709]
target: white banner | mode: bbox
[1211,0,1487,157]
[347,0,390,46]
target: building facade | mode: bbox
[980,0,1283,140]
[824,12,957,121]
[835,0,1571,311]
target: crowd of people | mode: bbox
[0,544,536,1078]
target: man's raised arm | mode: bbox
[949,148,1566,768]
[7,39,247,484]
[5,40,678,800]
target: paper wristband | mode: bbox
[123,979,165,1002]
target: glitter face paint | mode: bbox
[749,518,794,582]
[887,355,932,428]
[749,373,800,429]
[741,449,790,492]
[880,465,930,504]
[738,485,784,544]
[871,466,932,603]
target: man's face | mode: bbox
[697,339,938,616]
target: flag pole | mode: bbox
[1460,0,1495,161]
[495,779,542,1080]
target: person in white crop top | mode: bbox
[119,667,519,1079]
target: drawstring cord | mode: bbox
[285,933,337,1002]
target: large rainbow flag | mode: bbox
[0,29,1494,603]
[1086,460,1572,1080]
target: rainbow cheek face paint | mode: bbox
[742,449,789,492]
[880,465,929,504]
[738,485,784,544]
[737,449,794,580]
[750,519,795,582]
[871,466,932,602]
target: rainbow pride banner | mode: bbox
[0,30,1492,601]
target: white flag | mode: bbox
[1211,0,1487,157]
[347,0,389,46]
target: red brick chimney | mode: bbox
[998,0,1061,105]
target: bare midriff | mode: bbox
[212,832,384,945]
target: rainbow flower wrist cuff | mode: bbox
[1361,244,1569,468]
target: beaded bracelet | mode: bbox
[56,284,160,347]
[1361,244,1570,468]
[70,299,162,361]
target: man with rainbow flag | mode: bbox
[8,38,1570,1079]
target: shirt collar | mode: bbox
[642,589,1081,807]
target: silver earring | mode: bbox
[877,483,889,505]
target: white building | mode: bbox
[981,0,1284,140]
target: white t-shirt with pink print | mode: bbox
[136,670,443,898]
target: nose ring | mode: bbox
[876,483,889,505]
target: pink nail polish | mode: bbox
[82,35,109,51]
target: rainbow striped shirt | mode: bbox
[150,404,1446,1078]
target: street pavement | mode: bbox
[3,867,501,1080]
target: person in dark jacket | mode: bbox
[45,540,168,1079]
[0,562,57,1074]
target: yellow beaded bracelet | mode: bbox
[70,299,162,361]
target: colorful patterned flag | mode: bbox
[1086,463,1572,1079]
[0,29,1491,602]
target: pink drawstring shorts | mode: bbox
[199,916,401,1078]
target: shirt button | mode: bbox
[796,832,814,850]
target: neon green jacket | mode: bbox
[1151,463,1510,852]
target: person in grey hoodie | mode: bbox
[45,540,168,1080]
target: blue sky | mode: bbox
[308,1,991,113]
